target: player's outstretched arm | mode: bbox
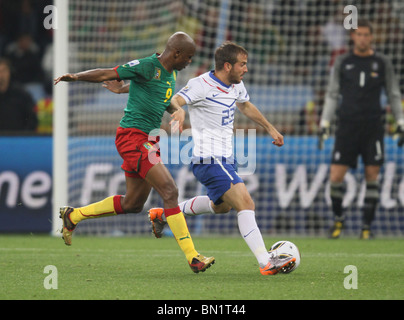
[236,101,284,147]
[54,68,119,85]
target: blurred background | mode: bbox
[1,0,403,237]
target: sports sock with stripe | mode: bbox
[363,180,379,230]
[179,196,215,216]
[165,206,199,263]
[69,195,124,225]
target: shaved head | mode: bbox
[159,31,196,72]
[166,32,196,53]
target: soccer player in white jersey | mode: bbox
[147,42,295,275]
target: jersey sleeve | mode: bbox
[382,54,404,122]
[236,81,250,103]
[177,77,205,105]
[114,59,155,82]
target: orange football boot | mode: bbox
[148,208,167,238]
[260,255,296,275]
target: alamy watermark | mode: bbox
[43,5,57,30]
[343,5,358,30]
[43,265,58,290]
[343,265,358,290]
[147,126,257,175]
[43,4,358,31]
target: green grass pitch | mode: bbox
[0,234,403,300]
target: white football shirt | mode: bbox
[178,71,250,159]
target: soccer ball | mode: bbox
[269,240,301,273]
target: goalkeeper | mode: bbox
[318,19,404,239]
[54,32,215,273]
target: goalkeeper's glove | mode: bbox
[393,119,404,147]
[318,120,330,150]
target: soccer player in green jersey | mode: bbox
[54,32,215,273]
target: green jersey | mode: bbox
[114,53,176,134]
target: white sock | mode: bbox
[237,210,270,268]
[179,196,215,216]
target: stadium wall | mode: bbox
[0,137,52,232]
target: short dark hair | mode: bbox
[351,19,373,34]
[214,42,248,71]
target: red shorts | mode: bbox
[115,127,161,179]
